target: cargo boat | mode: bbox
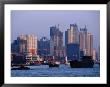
[69,56,94,68]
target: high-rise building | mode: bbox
[79,26,88,57]
[11,40,19,53]
[17,34,27,54]
[65,24,79,59]
[66,43,80,61]
[65,24,79,45]
[79,26,93,58]
[86,33,93,57]
[50,25,63,57]
[11,34,27,54]
[26,35,37,55]
[79,26,87,50]
[38,37,50,56]
[11,34,38,63]
[93,49,96,61]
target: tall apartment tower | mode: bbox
[26,35,37,55]
[65,24,80,60]
[86,33,93,57]
[17,34,27,54]
[79,26,88,56]
[92,49,96,61]
[38,36,50,56]
[79,26,87,50]
[13,34,37,56]
[50,25,63,57]
[79,26,93,57]
[65,24,79,45]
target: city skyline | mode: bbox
[11,25,96,60]
[11,11,99,75]
[11,10,100,51]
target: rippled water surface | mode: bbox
[11,64,100,77]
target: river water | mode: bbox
[11,64,100,77]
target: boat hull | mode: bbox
[70,60,94,68]
[11,66,30,70]
[49,64,59,67]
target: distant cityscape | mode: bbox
[11,23,100,66]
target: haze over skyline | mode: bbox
[11,10,100,51]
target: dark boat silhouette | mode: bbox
[48,56,60,67]
[11,53,31,70]
[49,62,59,67]
[11,65,30,70]
[69,56,94,68]
[49,64,59,67]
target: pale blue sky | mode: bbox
[11,10,100,51]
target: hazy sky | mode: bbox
[11,10,100,51]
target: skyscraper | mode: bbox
[17,34,27,54]
[26,35,37,55]
[11,34,27,54]
[79,26,93,58]
[86,33,93,57]
[50,25,63,58]
[66,43,80,61]
[93,49,96,61]
[38,37,50,56]
[79,26,87,50]
[79,26,88,57]
[65,24,80,60]
[11,40,19,53]
[65,24,79,45]
[11,34,38,63]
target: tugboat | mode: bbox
[48,56,60,67]
[69,56,94,68]
[49,61,60,67]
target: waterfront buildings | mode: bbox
[50,25,64,58]
[25,35,37,63]
[79,26,93,58]
[38,37,50,57]
[11,34,38,64]
[65,24,79,45]
[65,24,80,60]
[66,43,80,61]
[93,49,96,61]
[79,26,87,55]
[86,33,93,57]
[11,35,27,54]
[11,40,19,53]
[65,24,94,61]
[11,24,96,64]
